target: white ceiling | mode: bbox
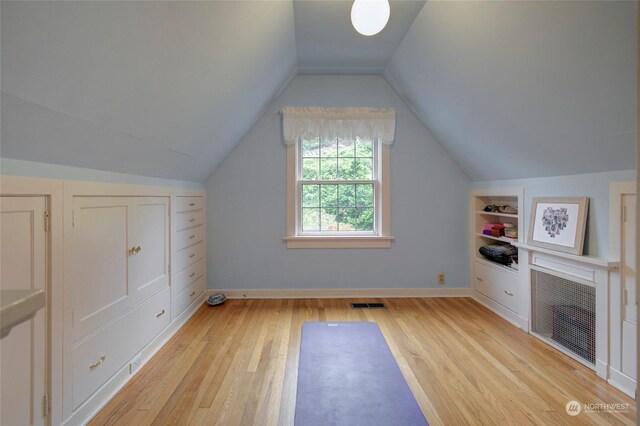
[294,0,426,74]
[1,1,636,183]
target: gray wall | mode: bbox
[206,75,471,290]
[471,169,636,258]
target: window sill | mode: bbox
[283,235,395,249]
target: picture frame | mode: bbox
[527,197,589,255]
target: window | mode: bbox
[282,107,394,249]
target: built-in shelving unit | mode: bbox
[470,188,525,329]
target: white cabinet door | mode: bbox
[71,196,170,340]
[0,196,47,426]
[622,194,636,324]
[71,197,130,340]
[621,194,636,379]
[131,197,169,300]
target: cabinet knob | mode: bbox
[189,234,196,240]
[189,253,195,258]
[476,277,483,282]
[135,246,141,254]
[189,291,196,297]
[89,355,106,370]
[189,218,196,223]
[189,272,196,278]
[156,309,166,318]
[504,290,514,296]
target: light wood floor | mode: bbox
[90,298,636,425]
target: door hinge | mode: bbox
[42,394,49,417]
[623,206,627,222]
[44,211,49,232]
[623,289,628,306]
[168,264,171,275]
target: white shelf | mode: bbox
[475,210,518,219]
[476,233,517,244]
[470,188,524,326]
[476,257,519,274]
[511,242,619,269]
[0,289,45,338]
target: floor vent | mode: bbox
[350,303,386,309]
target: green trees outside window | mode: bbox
[300,137,375,232]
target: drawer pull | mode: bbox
[189,291,196,297]
[189,218,196,223]
[189,203,196,207]
[189,234,196,240]
[476,277,483,282]
[189,253,196,258]
[189,272,196,278]
[129,245,141,255]
[156,309,166,318]
[89,355,106,370]
[504,290,514,296]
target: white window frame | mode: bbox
[284,138,393,249]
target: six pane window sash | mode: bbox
[296,180,379,233]
[295,137,379,234]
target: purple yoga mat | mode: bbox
[294,322,428,426]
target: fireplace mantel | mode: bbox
[512,242,619,270]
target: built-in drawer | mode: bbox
[175,210,204,231]
[474,260,518,312]
[174,258,205,293]
[175,225,204,251]
[175,196,203,213]
[72,287,170,408]
[174,277,205,318]
[174,242,204,272]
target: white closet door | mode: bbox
[0,196,47,426]
[622,194,636,324]
[130,197,169,301]
[71,197,131,340]
[621,193,636,379]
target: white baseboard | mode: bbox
[608,368,637,399]
[206,287,472,299]
[472,290,529,331]
[63,294,206,426]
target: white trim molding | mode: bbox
[207,288,472,299]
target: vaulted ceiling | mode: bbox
[1,1,636,183]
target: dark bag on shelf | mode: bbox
[479,244,518,265]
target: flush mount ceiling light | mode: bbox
[351,0,390,36]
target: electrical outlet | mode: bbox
[437,273,445,285]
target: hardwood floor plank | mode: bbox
[90,298,637,426]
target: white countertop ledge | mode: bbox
[0,289,45,338]
[512,242,619,269]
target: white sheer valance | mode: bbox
[281,107,396,145]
